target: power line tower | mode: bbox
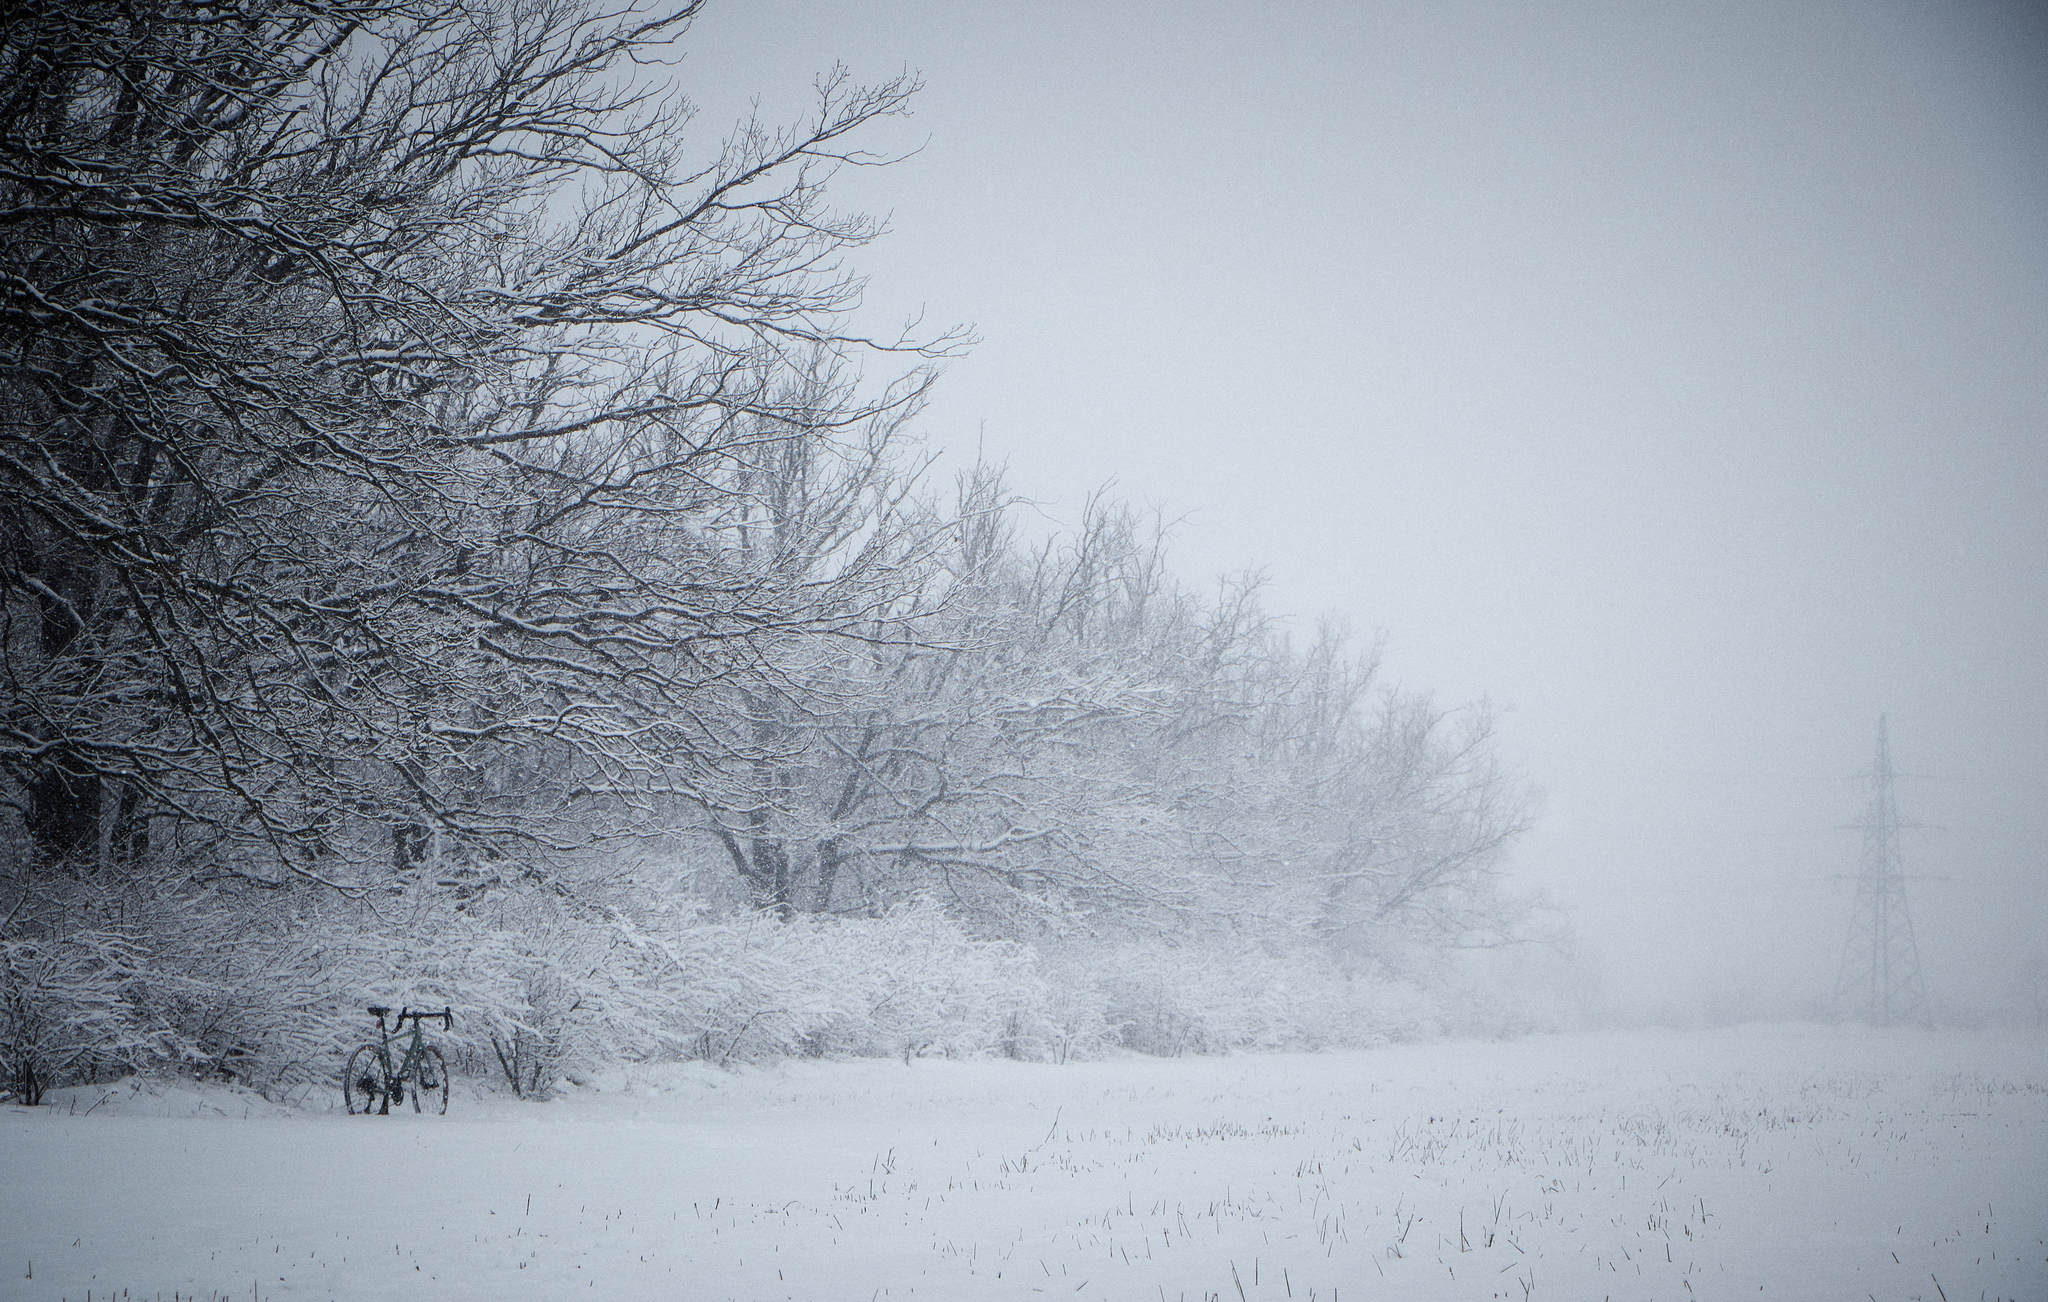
[1833,715,1932,1026]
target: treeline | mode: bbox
[0,0,1532,1103]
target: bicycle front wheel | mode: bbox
[414,1046,450,1115]
[342,1046,386,1115]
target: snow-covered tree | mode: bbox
[0,0,956,890]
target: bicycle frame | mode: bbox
[373,1011,436,1083]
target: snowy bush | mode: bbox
[1082,935,1346,1056]
[0,876,618,1103]
[653,900,1058,1066]
[1046,931,1572,1056]
[0,929,158,1105]
[121,890,1077,1098]
[1,864,1580,1107]
[1093,937,1227,1056]
[822,901,1052,1061]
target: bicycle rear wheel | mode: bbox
[342,1046,386,1114]
[413,1046,449,1115]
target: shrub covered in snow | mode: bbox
[1,928,156,1104]
[1,864,1589,1106]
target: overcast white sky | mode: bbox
[690,0,2048,1020]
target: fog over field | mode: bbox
[689,0,2048,1026]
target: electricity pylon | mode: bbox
[1833,715,1932,1026]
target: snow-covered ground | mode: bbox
[3,1026,2042,1301]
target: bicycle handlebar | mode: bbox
[368,1005,454,1029]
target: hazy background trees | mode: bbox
[1,0,1535,1101]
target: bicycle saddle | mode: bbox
[366,1004,392,1017]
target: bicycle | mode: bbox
[343,1005,453,1115]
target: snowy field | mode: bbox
[3,1026,2043,1302]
